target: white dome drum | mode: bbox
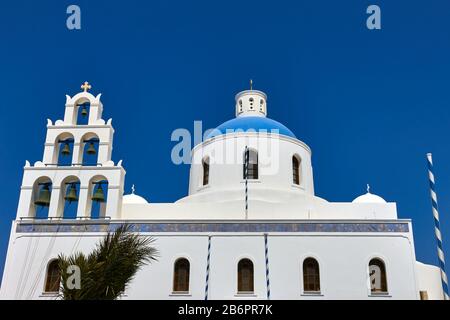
[179,89,316,204]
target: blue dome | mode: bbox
[207,116,296,139]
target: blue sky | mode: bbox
[1,0,450,281]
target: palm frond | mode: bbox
[58,224,158,300]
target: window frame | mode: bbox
[44,259,61,294]
[292,155,301,185]
[237,258,255,294]
[302,257,321,294]
[172,258,191,294]
[368,258,388,295]
[202,157,210,186]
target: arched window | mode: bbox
[202,157,210,186]
[173,258,190,293]
[237,258,254,293]
[243,149,258,180]
[369,258,388,293]
[44,259,61,293]
[292,155,301,185]
[303,258,320,292]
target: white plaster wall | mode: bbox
[208,236,267,300]
[269,235,417,299]
[121,201,397,220]
[0,226,420,300]
[0,232,102,300]
[126,236,209,300]
[415,261,444,300]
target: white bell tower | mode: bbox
[16,82,126,220]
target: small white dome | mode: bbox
[352,192,386,204]
[123,193,148,204]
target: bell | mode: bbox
[81,105,88,117]
[64,184,78,203]
[91,184,105,202]
[34,184,51,207]
[86,142,96,155]
[61,143,71,156]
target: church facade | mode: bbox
[0,83,444,300]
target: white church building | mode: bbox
[0,83,445,300]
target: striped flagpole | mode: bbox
[245,146,249,220]
[264,233,271,300]
[426,153,449,300]
[204,235,212,300]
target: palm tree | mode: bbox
[58,224,158,300]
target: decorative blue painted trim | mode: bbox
[264,233,271,300]
[16,222,409,233]
[204,235,211,300]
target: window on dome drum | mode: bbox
[292,155,301,185]
[237,258,254,293]
[243,149,258,180]
[44,260,61,293]
[369,258,388,294]
[173,258,190,293]
[303,258,320,293]
[202,157,210,186]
